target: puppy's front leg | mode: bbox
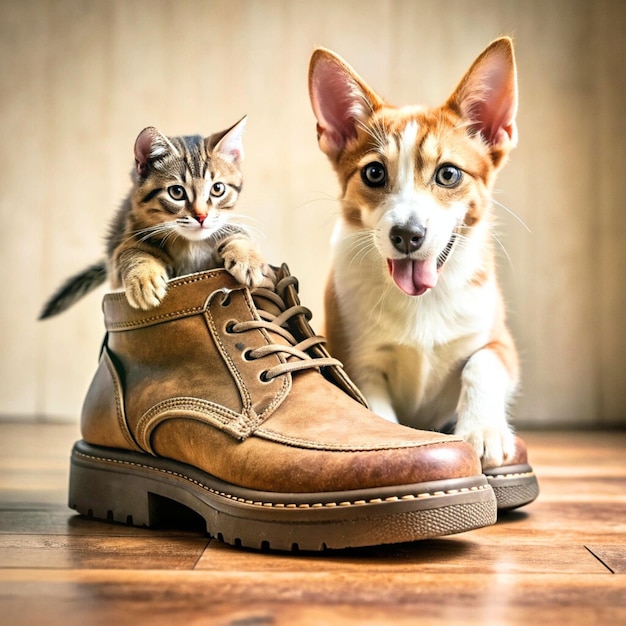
[454,347,517,469]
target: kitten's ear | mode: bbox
[134,127,178,177]
[447,37,518,154]
[309,48,384,159]
[210,116,247,164]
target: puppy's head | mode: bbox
[308,38,518,295]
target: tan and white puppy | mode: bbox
[309,38,520,469]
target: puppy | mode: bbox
[308,38,520,469]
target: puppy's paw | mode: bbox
[455,422,516,470]
[123,264,168,310]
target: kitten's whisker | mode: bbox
[227,214,266,233]
[159,228,180,248]
[227,218,267,240]
[132,222,178,244]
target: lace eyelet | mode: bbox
[242,348,255,361]
[225,321,237,333]
[259,371,272,383]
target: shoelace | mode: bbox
[224,276,341,381]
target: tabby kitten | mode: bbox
[40,116,272,318]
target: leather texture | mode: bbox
[81,265,484,494]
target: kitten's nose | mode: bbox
[195,213,207,225]
[389,223,426,254]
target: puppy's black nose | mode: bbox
[389,223,426,254]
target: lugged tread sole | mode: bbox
[68,440,497,551]
[484,464,540,511]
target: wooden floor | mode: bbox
[0,423,624,625]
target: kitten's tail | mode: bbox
[39,262,107,320]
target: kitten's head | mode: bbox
[130,116,246,243]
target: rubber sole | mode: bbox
[484,464,540,511]
[68,440,497,551]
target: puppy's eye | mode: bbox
[168,185,187,201]
[361,162,387,188]
[435,165,462,188]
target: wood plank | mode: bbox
[0,424,625,625]
[0,535,209,570]
[196,537,607,575]
[0,570,623,626]
[522,431,626,469]
[475,501,626,543]
[0,503,206,538]
[530,476,626,502]
[586,545,626,574]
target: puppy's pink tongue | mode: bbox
[387,258,438,296]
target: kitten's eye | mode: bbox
[168,185,187,201]
[211,182,226,197]
[361,162,387,188]
[435,165,462,188]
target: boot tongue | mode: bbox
[387,258,438,296]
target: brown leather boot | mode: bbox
[483,436,539,510]
[69,265,497,551]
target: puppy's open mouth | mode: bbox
[387,234,457,297]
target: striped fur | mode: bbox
[40,116,271,317]
[309,39,520,468]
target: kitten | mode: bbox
[40,116,272,318]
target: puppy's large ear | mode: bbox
[308,48,384,159]
[447,37,518,157]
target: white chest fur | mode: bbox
[330,220,496,428]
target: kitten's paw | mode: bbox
[257,264,277,289]
[124,266,168,310]
[455,422,516,470]
[222,242,270,288]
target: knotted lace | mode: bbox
[224,275,341,381]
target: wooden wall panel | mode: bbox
[0,0,624,427]
[596,0,626,425]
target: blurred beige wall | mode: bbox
[1,0,624,427]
